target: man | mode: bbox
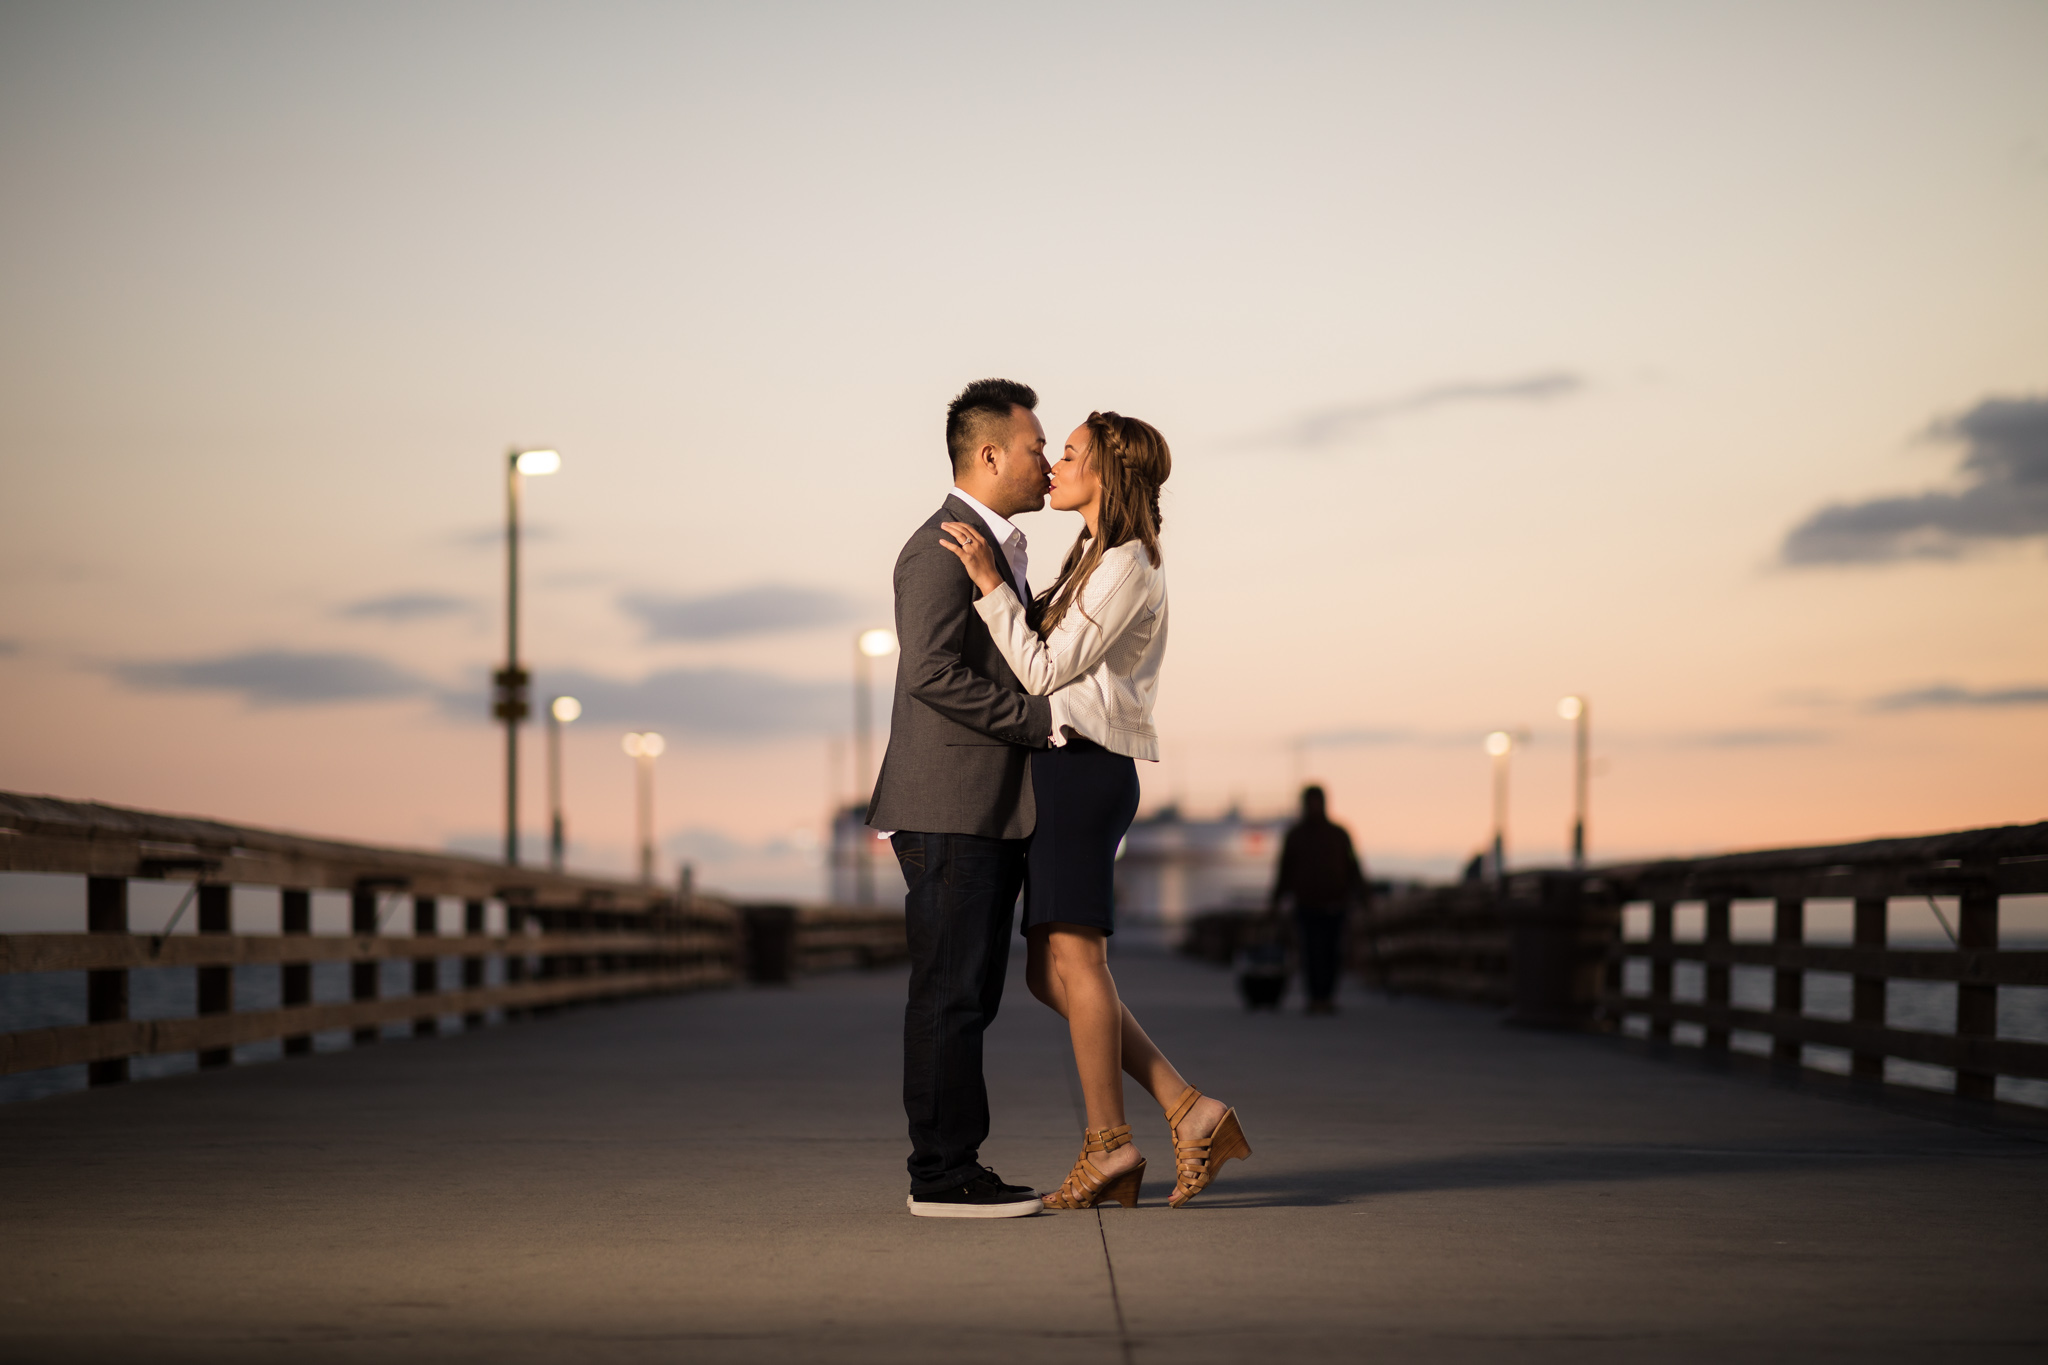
[869,378,1053,1218]
[1269,786,1369,1016]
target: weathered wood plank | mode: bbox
[0,791,699,910]
[0,930,736,973]
[1603,994,2048,1080]
[0,965,735,1075]
[1613,941,2048,985]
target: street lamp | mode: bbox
[1558,695,1589,870]
[547,696,581,873]
[1484,730,1515,886]
[622,731,665,886]
[853,628,897,906]
[496,447,561,866]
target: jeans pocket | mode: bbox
[891,832,926,877]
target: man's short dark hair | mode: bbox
[946,378,1038,473]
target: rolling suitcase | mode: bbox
[1237,938,1289,1010]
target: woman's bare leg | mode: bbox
[1027,927,1229,1170]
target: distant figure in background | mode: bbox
[1269,786,1368,1016]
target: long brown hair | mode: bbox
[1037,411,1171,636]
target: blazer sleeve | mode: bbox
[895,532,1051,747]
[971,548,1148,697]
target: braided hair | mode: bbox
[1037,411,1171,636]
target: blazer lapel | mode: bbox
[942,494,1027,603]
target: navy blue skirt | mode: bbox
[1023,736,1141,936]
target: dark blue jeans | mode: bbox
[892,829,1029,1194]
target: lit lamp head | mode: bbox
[858,628,897,658]
[622,731,666,758]
[550,696,582,724]
[1557,695,1584,721]
[1484,730,1514,758]
[513,449,561,476]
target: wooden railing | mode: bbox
[1333,821,2048,1104]
[1597,821,2048,1100]
[0,792,906,1091]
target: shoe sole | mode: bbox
[905,1194,1043,1219]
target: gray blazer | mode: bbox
[866,495,1052,840]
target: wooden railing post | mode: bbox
[280,889,311,1056]
[411,895,439,1038]
[1648,900,1674,1041]
[1851,895,1888,1081]
[1703,896,1731,1051]
[1955,882,1999,1101]
[1772,896,1804,1065]
[86,875,129,1086]
[504,900,527,1020]
[350,889,380,1045]
[196,883,233,1068]
[461,899,486,1029]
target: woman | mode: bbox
[939,410,1251,1211]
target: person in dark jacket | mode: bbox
[1268,786,1368,1015]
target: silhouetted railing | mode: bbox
[1341,822,2048,1104]
[0,793,904,1093]
[1597,822,2048,1101]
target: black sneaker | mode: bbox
[906,1166,1042,1219]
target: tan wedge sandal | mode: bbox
[1165,1086,1251,1208]
[1043,1124,1146,1210]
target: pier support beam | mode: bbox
[86,876,128,1087]
[280,889,312,1056]
[1851,895,1887,1081]
[1772,896,1804,1066]
[1955,883,1999,1101]
[1648,901,1674,1042]
[196,883,232,1068]
[412,896,439,1038]
[351,889,380,1045]
[1702,897,1730,1052]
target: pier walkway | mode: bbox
[4,949,2046,1364]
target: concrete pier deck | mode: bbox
[3,950,2045,1363]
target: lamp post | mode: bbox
[547,695,581,873]
[1558,695,1589,870]
[496,447,560,866]
[622,731,665,886]
[853,628,897,906]
[1484,730,1515,886]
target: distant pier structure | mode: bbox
[828,804,906,907]
[827,802,1287,933]
[1114,807,1285,939]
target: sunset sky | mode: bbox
[2,0,2044,895]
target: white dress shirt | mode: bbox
[973,539,1167,762]
[950,486,1030,598]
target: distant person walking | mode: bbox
[941,408,1253,1212]
[1269,786,1368,1015]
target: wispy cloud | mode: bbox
[106,645,847,735]
[335,592,476,623]
[110,650,433,707]
[1870,683,2048,711]
[458,665,842,735]
[448,523,559,551]
[1670,729,1830,748]
[1781,394,2048,564]
[619,585,853,642]
[0,640,20,657]
[1297,728,1420,747]
[1240,371,1585,452]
